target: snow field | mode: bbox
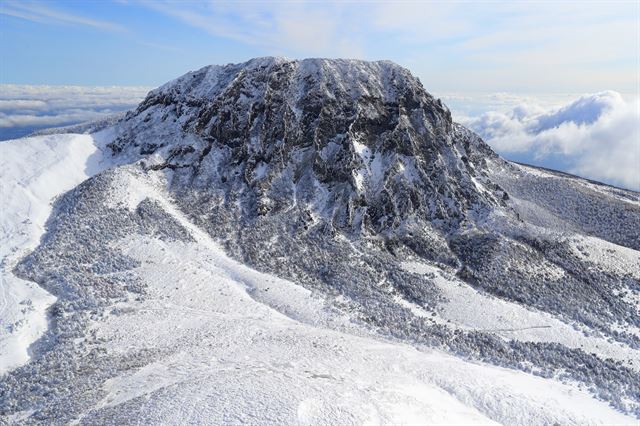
[76,170,635,425]
[0,132,113,374]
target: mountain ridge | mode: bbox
[1,57,639,423]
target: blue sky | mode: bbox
[0,1,638,189]
[1,0,638,93]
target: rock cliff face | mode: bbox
[109,57,507,236]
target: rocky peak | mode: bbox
[108,57,506,234]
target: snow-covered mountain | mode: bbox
[1,57,639,425]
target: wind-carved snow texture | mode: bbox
[1,57,639,424]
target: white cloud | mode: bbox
[0,111,108,128]
[0,100,48,111]
[0,85,150,135]
[458,91,640,190]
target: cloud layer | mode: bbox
[0,84,150,140]
[456,91,640,190]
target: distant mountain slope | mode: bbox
[1,58,638,424]
[28,112,127,138]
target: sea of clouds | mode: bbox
[1,85,637,191]
[443,91,639,191]
[0,84,150,140]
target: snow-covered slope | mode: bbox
[1,58,639,424]
[2,166,635,424]
[0,131,114,374]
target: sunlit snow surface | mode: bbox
[0,133,637,424]
[0,132,114,373]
